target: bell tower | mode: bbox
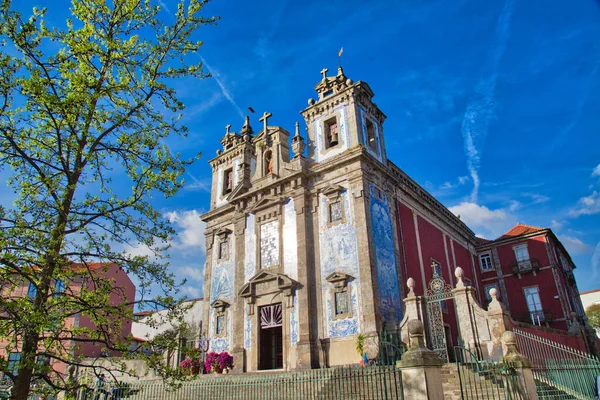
[301,66,387,165]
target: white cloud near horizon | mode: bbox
[164,209,207,254]
[448,201,516,239]
[560,236,593,255]
[176,265,204,282]
[569,191,600,217]
[592,164,600,177]
[460,0,515,203]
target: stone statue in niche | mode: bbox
[264,150,273,175]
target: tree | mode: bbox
[0,0,215,398]
[586,304,600,330]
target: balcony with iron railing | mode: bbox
[511,258,539,274]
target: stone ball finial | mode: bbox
[454,266,464,280]
[308,98,315,106]
[407,277,415,290]
[407,319,424,336]
[489,287,498,300]
[570,311,578,318]
[501,330,516,345]
[216,149,222,156]
[346,78,353,86]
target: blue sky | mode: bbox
[5,0,600,296]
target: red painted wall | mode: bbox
[479,235,568,331]
[75,263,135,358]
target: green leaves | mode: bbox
[0,0,214,398]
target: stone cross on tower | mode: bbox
[320,68,328,81]
[259,112,272,135]
[225,124,231,135]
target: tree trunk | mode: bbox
[11,331,38,400]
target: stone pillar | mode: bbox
[486,287,511,360]
[501,331,539,400]
[451,267,477,349]
[230,215,247,372]
[294,192,316,369]
[400,277,424,347]
[397,319,445,400]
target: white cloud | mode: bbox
[523,193,550,204]
[176,266,204,282]
[569,191,600,217]
[559,236,593,255]
[551,219,563,230]
[123,242,157,259]
[458,176,469,185]
[592,164,600,177]
[164,210,207,254]
[592,242,600,280]
[508,200,520,212]
[180,285,202,298]
[448,202,516,239]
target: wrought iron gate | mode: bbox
[424,269,454,361]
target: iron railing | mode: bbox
[514,328,600,399]
[76,365,403,400]
[454,345,525,400]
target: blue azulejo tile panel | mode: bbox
[318,188,362,338]
[369,184,402,323]
[244,213,256,282]
[290,294,299,346]
[244,305,252,350]
[283,198,298,280]
[209,232,235,304]
[260,220,279,268]
[209,308,230,353]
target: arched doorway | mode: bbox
[258,303,283,370]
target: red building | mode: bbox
[0,262,135,377]
[475,224,584,331]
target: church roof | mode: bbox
[496,223,547,241]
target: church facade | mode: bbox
[200,67,586,372]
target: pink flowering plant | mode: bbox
[179,358,192,369]
[205,351,234,373]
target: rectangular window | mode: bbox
[324,117,339,149]
[335,291,349,316]
[479,253,494,271]
[514,244,531,271]
[524,287,544,324]
[329,201,343,223]
[218,239,229,261]
[8,352,20,376]
[222,168,233,195]
[54,280,65,295]
[216,315,225,335]
[27,283,37,300]
[365,118,378,153]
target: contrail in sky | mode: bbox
[156,2,245,119]
[461,0,515,203]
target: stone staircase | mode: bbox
[441,363,516,400]
[532,379,579,400]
